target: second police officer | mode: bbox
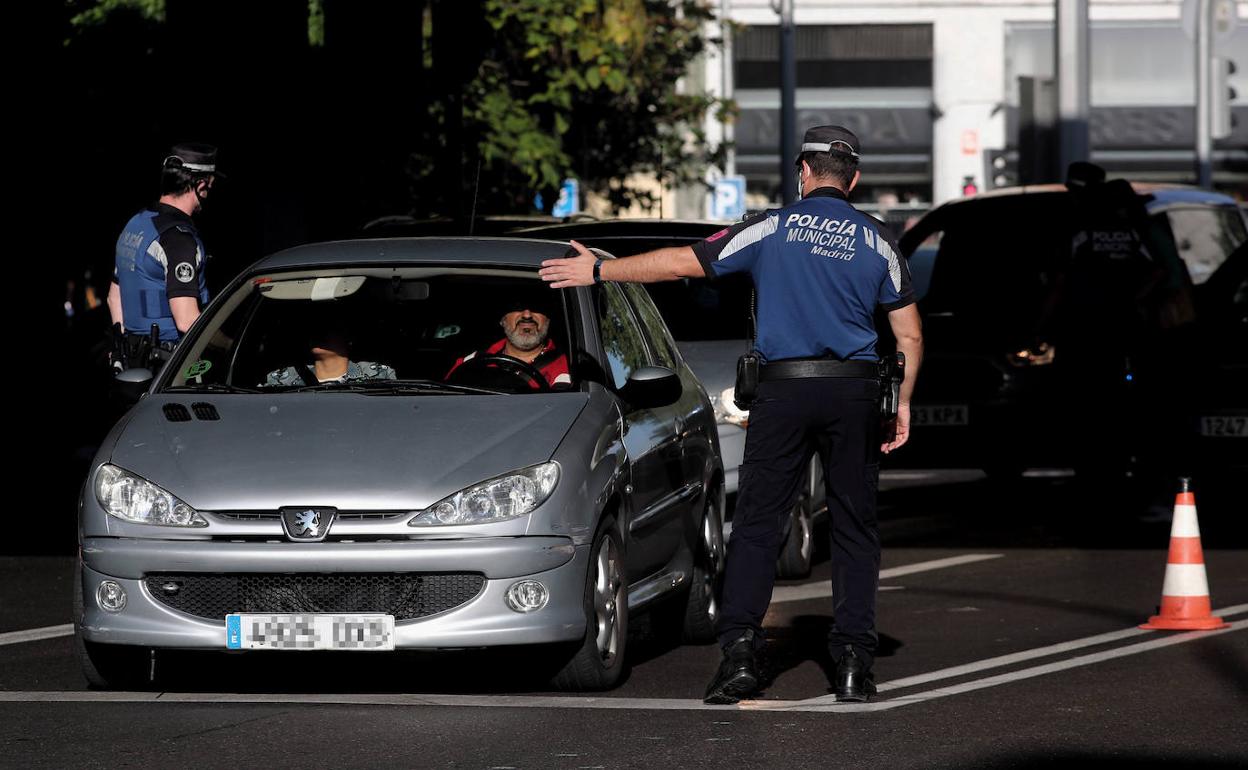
[108,143,219,369]
[540,126,924,703]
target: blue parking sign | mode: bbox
[710,176,746,220]
[552,179,579,218]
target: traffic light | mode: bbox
[1211,57,1238,140]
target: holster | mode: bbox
[734,352,760,410]
[878,352,905,419]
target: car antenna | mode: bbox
[468,157,482,236]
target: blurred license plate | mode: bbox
[1200,416,1247,438]
[226,614,394,651]
[911,405,969,426]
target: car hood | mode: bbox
[107,393,589,511]
[677,340,747,394]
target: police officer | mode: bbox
[539,126,923,704]
[108,143,218,365]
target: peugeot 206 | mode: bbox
[77,237,724,691]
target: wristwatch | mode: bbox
[592,258,604,284]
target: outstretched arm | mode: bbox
[539,240,704,288]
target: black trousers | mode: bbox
[716,377,882,668]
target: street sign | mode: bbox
[551,179,579,218]
[709,176,746,220]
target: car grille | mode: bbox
[145,573,485,621]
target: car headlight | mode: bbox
[94,464,207,527]
[408,462,559,527]
[712,387,749,428]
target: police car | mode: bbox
[893,183,1247,478]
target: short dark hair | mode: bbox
[799,151,858,189]
[160,165,212,197]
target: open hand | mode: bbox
[539,240,597,289]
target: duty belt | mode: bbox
[760,359,879,381]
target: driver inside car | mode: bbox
[265,321,396,387]
[445,297,571,389]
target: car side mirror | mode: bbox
[619,365,681,408]
[113,368,154,406]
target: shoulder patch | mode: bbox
[175,263,196,283]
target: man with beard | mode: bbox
[445,298,571,388]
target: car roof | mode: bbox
[250,237,572,272]
[898,182,1241,255]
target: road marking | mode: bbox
[770,554,1003,604]
[5,605,1244,713]
[0,624,73,647]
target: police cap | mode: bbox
[799,126,861,161]
[163,143,223,177]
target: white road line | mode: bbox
[770,554,1004,604]
[866,601,1248,696]
[0,614,1242,713]
[0,624,73,647]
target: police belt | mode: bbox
[760,359,878,381]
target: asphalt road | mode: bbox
[2,470,1246,769]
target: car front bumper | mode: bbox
[78,536,588,649]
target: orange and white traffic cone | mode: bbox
[1140,478,1228,631]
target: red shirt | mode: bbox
[446,338,571,388]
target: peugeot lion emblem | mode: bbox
[294,509,320,536]
[280,507,335,542]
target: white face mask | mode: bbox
[796,166,805,200]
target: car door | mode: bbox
[596,282,687,580]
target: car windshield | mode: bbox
[160,266,579,394]
[1161,205,1248,284]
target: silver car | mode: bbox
[76,237,725,691]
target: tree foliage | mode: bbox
[458,0,729,214]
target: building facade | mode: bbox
[693,0,1247,219]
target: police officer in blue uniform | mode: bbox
[108,143,218,364]
[540,126,924,704]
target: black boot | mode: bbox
[703,631,760,704]
[833,644,876,703]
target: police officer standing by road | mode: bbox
[540,126,923,704]
[108,143,218,369]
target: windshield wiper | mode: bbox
[352,379,509,395]
[282,379,507,395]
[164,383,262,394]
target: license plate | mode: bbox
[226,614,395,651]
[1200,416,1247,438]
[911,404,969,426]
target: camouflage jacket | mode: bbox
[265,360,396,387]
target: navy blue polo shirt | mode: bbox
[692,187,915,362]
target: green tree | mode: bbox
[446,0,730,215]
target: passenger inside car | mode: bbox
[263,317,396,387]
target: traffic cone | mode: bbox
[1140,478,1228,631]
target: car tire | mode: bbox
[550,517,628,691]
[73,564,148,690]
[776,458,817,580]
[679,484,726,644]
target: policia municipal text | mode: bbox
[108,143,218,370]
[539,125,923,704]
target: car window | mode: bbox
[597,282,650,389]
[1162,206,1248,285]
[622,283,679,369]
[161,268,577,394]
[642,274,754,342]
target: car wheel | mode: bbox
[73,564,148,690]
[550,517,628,691]
[776,457,817,579]
[679,484,726,644]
